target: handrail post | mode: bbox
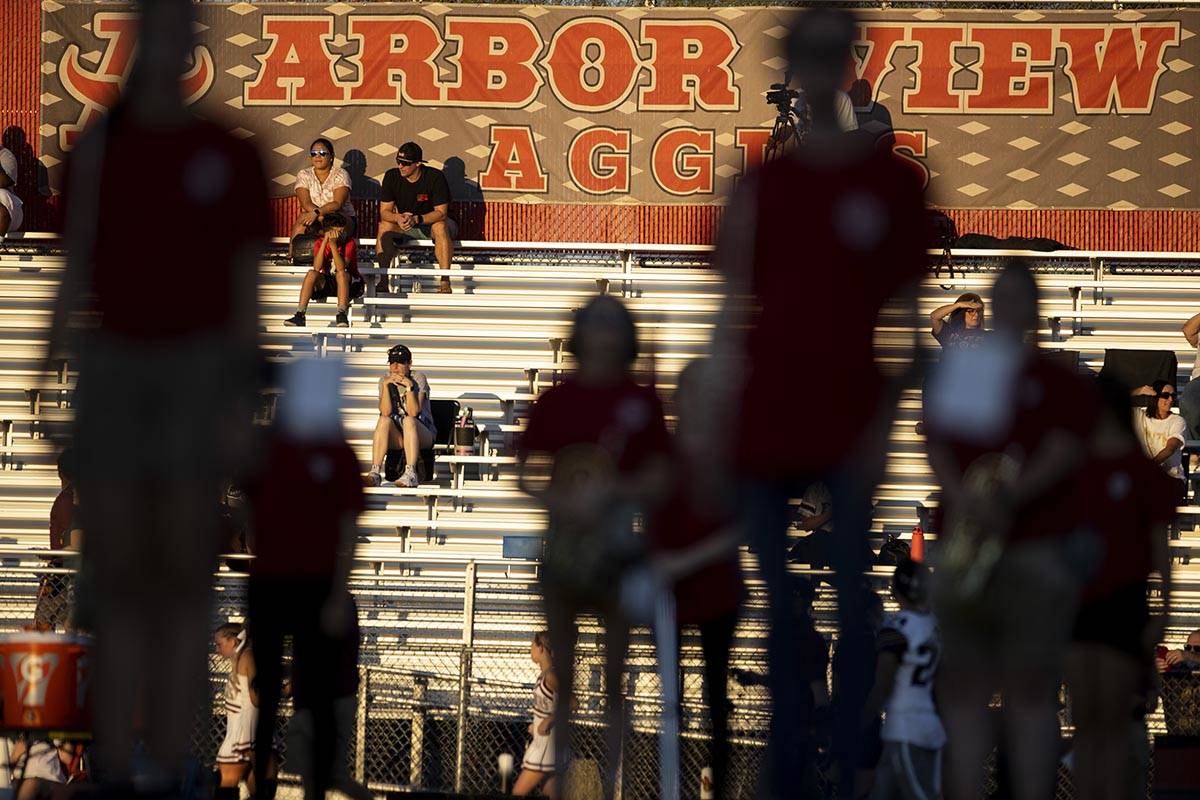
[454,560,478,793]
[354,664,367,783]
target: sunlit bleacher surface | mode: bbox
[1,234,1199,796]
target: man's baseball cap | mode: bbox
[396,142,426,164]
[387,344,413,364]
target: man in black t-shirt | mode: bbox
[375,142,457,293]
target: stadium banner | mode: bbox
[38,3,1199,209]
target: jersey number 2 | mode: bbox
[911,643,940,687]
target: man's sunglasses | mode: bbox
[1186,644,1200,653]
[310,149,331,157]
[1159,392,1178,401]
[396,157,417,166]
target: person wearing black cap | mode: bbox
[367,343,436,487]
[375,142,457,294]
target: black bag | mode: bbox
[291,233,321,265]
[876,534,911,566]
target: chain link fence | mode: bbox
[2,561,1199,797]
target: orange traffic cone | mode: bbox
[910,525,926,563]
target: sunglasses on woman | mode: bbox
[1159,392,1177,401]
[310,149,331,157]
[1186,644,1200,653]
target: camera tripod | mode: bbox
[763,101,809,164]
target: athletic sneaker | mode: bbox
[283,311,306,327]
[396,465,419,488]
[334,310,349,328]
[365,471,382,487]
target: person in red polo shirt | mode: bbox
[53,0,269,788]
[925,260,1101,800]
[245,357,365,800]
[707,9,928,798]
[283,213,362,329]
[518,295,672,793]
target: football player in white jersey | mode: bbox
[863,558,945,800]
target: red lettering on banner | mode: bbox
[904,25,965,112]
[651,128,715,196]
[542,18,642,112]
[852,24,907,106]
[890,130,931,188]
[1058,24,1179,113]
[568,127,631,195]
[345,16,443,104]
[245,16,342,104]
[445,17,544,106]
[966,26,1054,112]
[478,126,549,192]
[734,128,772,174]
[638,20,739,111]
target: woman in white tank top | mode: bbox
[214,623,258,799]
[512,631,562,798]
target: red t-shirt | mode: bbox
[928,355,1100,542]
[67,114,271,339]
[247,438,365,577]
[313,237,360,279]
[647,459,742,624]
[735,144,929,476]
[1075,449,1178,601]
[519,377,671,472]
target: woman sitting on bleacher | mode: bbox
[930,292,987,351]
[288,137,356,260]
[283,213,362,328]
[1132,380,1188,494]
[366,344,436,488]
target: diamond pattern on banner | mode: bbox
[321,126,352,140]
[661,117,690,128]
[564,117,591,131]
[761,56,787,71]
[225,96,244,110]
[192,22,209,33]
[617,8,646,20]
[528,101,546,113]
[1008,200,1039,209]
[1109,136,1141,150]
[1012,11,1045,21]
[1007,168,1039,182]
[533,132,546,142]
[325,3,354,16]
[81,50,100,64]
[1160,121,1192,135]
[715,164,740,178]
[959,121,990,135]
[1058,152,1090,166]
[272,173,296,187]
[39,155,61,169]
[561,181,580,192]
[957,183,988,197]
[520,7,550,19]
[1159,184,1190,198]
[617,101,638,115]
[273,113,304,127]
[632,134,644,144]
[1161,152,1192,166]
[422,3,450,16]
[42,0,64,12]
[1183,28,1196,41]
[715,9,745,20]
[418,128,448,142]
[40,93,61,107]
[1108,168,1139,182]
[466,145,492,159]
[1168,58,1194,73]
[226,33,256,48]
[959,152,989,166]
[38,124,55,138]
[370,112,400,126]
[225,65,256,80]
[227,3,257,15]
[512,194,544,204]
[913,10,944,20]
[274,144,303,157]
[40,62,55,76]
[1059,121,1090,135]
[1109,201,1140,210]
[369,143,394,157]
[466,114,496,128]
[230,128,254,140]
[1163,90,1194,104]
[763,26,789,39]
[41,30,63,44]
[1008,136,1039,150]
[716,133,735,147]
[630,167,644,176]
[927,136,940,147]
[1058,183,1089,197]
[1115,9,1146,21]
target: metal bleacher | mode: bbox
[2,236,1200,662]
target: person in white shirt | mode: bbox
[0,147,23,238]
[1179,311,1200,439]
[794,89,859,132]
[289,137,356,258]
[1133,381,1187,483]
[862,558,944,800]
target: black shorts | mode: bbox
[1073,580,1148,660]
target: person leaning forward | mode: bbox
[374,142,457,294]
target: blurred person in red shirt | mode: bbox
[246,357,364,800]
[51,0,269,789]
[282,212,362,329]
[1067,376,1177,800]
[518,295,672,794]
[925,260,1101,800]
[708,9,928,797]
[34,449,75,631]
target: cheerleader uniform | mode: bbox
[217,646,258,764]
[521,673,556,773]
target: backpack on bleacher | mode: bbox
[876,534,911,566]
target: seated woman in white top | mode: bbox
[1133,380,1188,485]
[289,137,356,258]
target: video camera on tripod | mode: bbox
[763,74,808,163]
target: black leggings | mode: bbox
[681,613,738,800]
